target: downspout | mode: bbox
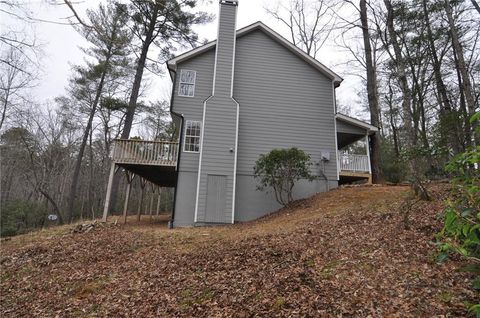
[167,66,184,229]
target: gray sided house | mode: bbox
[102,0,378,227]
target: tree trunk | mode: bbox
[87,126,95,219]
[387,81,400,155]
[384,0,415,146]
[109,7,159,215]
[471,0,480,14]
[452,45,470,151]
[66,62,109,222]
[422,0,462,154]
[38,187,63,225]
[444,0,478,142]
[120,8,158,140]
[360,0,383,183]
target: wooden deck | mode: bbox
[113,139,178,167]
[111,139,179,187]
[110,140,373,186]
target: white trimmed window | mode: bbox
[184,120,201,152]
[178,70,196,97]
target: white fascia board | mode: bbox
[335,113,379,133]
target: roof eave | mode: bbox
[335,113,379,133]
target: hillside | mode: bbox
[0,184,477,317]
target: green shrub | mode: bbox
[436,112,480,315]
[253,148,315,206]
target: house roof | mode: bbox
[167,21,343,86]
[336,113,379,133]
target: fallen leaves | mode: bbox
[0,184,477,317]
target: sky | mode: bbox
[3,0,365,119]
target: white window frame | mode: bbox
[178,69,196,97]
[183,120,202,153]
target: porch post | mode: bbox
[365,133,372,183]
[102,162,116,222]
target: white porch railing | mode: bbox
[112,139,178,166]
[338,152,370,173]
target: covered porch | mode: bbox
[336,113,378,185]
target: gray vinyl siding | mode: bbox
[235,175,338,222]
[173,171,197,227]
[233,30,338,180]
[196,3,238,223]
[172,50,215,172]
[171,49,214,227]
[336,119,366,135]
[195,96,237,223]
[171,27,340,226]
[212,3,237,96]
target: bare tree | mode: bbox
[0,45,36,130]
[359,0,383,183]
[471,0,480,14]
[443,0,478,142]
[383,0,415,146]
[265,0,337,58]
[0,2,40,74]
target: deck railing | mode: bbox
[113,139,179,166]
[338,152,370,173]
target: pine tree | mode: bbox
[66,0,132,222]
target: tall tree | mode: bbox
[66,1,132,222]
[383,0,415,147]
[108,0,211,215]
[120,0,211,139]
[265,0,337,58]
[0,45,35,131]
[443,0,478,142]
[359,0,384,183]
[421,0,463,153]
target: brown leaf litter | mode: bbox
[0,184,477,317]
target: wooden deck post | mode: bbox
[123,171,134,224]
[149,185,155,221]
[137,178,146,221]
[156,187,162,216]
[102,162,116,222]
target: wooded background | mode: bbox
[1,0,478,236]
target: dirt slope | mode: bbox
[0,185,477,317]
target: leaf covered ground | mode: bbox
[1,184,477,317]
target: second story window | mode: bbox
[184,120,201,152]
[178,70,196,97]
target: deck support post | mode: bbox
[156,187,162,216]
[137,178,146,221]
[365,133,372,184]
[149,184,155,221]
[123,171,134,224]
[102,162,117,222]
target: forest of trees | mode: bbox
[1,0,479,236]
[0,0,211,236]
